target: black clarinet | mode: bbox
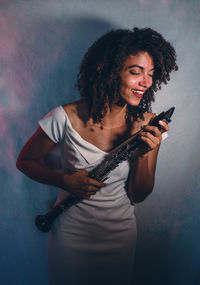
[35,107,175,232]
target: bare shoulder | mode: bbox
[62,99,88,126]
[62,101,78,114]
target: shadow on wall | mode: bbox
[18,16,117,122]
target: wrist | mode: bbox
[59,173,72,191]
[135,148,149,159]
[51,171,66,189]
[136,144,160,158]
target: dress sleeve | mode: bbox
[38,106,66,143]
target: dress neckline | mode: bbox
[59,105,108,154]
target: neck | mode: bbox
[101,103,127,128]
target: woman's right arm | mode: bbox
[16,127,105,198]
[16,127,64,188]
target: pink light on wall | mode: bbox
[0,5,71,174]
[160,0,171,6]
[0,10,21,113]
[0,7,69,113]
[0,107,7,139]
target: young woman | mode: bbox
[16,27,178,285]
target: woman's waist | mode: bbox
[55,195,135,231]
[55,185,131,207]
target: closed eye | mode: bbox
[130,71,140,75]
[130,71,154,78]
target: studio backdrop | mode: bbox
[0,0,200,284]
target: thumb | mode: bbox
[78,169,88,176]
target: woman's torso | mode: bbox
[53,99,154,216]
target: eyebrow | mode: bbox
[126,64,155,71]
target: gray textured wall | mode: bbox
[1,0,200,284]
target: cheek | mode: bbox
[121,76,137,88]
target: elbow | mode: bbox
[16,157,24,172]
[16,155,21,170]
[130,183,155,204]
[16,149,24,171]
[132,191,152,204]
[132,193,151,204]
[16,154,29,173]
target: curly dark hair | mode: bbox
[77,27,178,123]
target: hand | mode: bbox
[61,169,106,199]
[137,120,169,153]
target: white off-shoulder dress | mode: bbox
[39,106,137,285]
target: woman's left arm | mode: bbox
[127,120,169,203]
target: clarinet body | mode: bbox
[35,107,175,232]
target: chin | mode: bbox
[126,98,141,107]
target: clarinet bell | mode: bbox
[35,205,63,232]
[35,215,52,232]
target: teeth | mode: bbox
[131,89,144,95]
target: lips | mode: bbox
[131,89,144,99]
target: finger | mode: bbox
[139,133,160,148]
[87,177,106,188]
[159,120,169,132]
[89,191,97,195]
[139,131,161,143]
[78,169,88,176]
[139,136,156,150]
[86,185,101,192]
[142,126,162,137]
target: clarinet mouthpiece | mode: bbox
[166,107,175,118]
[164,107,175,123]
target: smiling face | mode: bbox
[119,51,154,106]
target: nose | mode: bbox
[139,74,152,89]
